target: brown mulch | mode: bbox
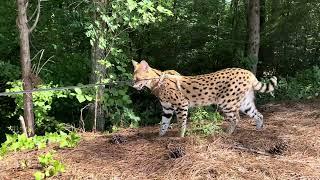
[1,100,320,179]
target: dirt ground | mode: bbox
[1,100,320,180]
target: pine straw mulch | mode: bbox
[1,100,320,180]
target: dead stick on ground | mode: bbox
[231,145,272,156]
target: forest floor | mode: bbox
[1,100,320,179]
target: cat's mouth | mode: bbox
[133,80,148,90]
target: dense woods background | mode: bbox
[0,0,320,142]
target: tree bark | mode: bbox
[90,1,106,132]
[246,0,260,74]
[91,43,106,132]
[16,0,35,137]
[231,0,240,55]
[257,0,265,77]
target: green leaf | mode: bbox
[34,171,45,180]
[156,5,173,16]
[74,88,82,95]
[127,0,137,12]
[85,95,93,101]
[59,139,68,148]
[76,94,86,103]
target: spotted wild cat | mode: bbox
[132,60,277,137]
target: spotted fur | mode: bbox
[132,60,277,137]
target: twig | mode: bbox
[29,0,41,33]
[231,145,272,156]
[80,103,92,132]
[93,95,97,132]
[19,115,27,135]
[36,55,54,75]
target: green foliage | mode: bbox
[0,132,80,159]
[34,152,65,180]
[6,81,68,133]
[83,0,173,130]
[236,53,258,71]
[278,66,320,100]
[188,107,224,136]
[257,66,320,103]
[0,61,20,81]
[70,87,93,103]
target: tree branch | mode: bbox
[29,0,41,33]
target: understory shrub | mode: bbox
[257,66,320,103]
[188,106,224,136]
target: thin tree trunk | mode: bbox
[269,0,280,71]
[90,1,106,132]
[257,0,265,77]
[16,0,35,137]
[246,0,260,74]
[231,0,240,55]
[90,37,106,132]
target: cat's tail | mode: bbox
[253,76,277,93]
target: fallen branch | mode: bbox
[231,144,272,156]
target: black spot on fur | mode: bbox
[162,113,173,119]
[244,107,251,113]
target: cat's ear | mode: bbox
[132,60,138,69]
[140,60,150,71]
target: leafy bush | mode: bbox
[0,61,20,81]
[6,81,68,133]
[0,131,80,159]
[5,80,97,133]
[257,66,320,103]
[83,0,173,131]
[34,152,65,180]
[187,107,224,136]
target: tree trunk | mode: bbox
[90,43,106,132]
[246,0,260,74]
[269,0,280,71]
[230,0,240,55]
[90,2,106,132]
[257,0,265,77]
[16,0,35,137]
